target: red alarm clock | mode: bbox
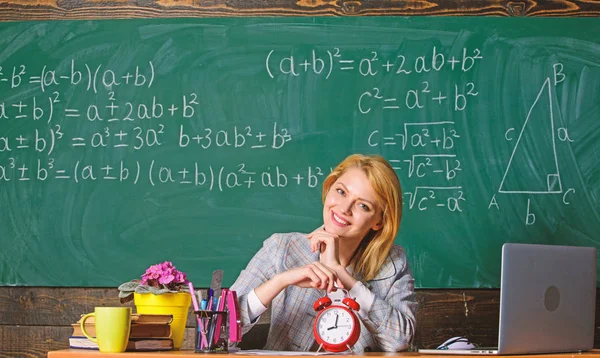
[313,289,361,353]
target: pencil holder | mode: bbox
[194,310,229,353]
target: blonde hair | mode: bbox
[321,154,402,281]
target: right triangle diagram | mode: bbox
[499,78,563,194]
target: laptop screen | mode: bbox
[498,243,596,354]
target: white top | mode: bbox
[247,280,374,322]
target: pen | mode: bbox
[212,296,219,310]
[196,290,202,302]
[203,288,214,349]
[188,282,208,349]
[206,312,216,350]
[207,288,214,310]
[188,282,200,311]
[213,288,228,344]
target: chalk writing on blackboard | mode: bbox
[2,60,155,93]
[358,83,478,113]
[1,47,483,213]
[489,64,577,225]
[265,47,483,79]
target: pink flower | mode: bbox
[159,274,175,285]
[175,272,186,283]
[138,261,188,291]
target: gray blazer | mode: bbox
[230,232,418,352]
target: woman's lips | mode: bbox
[331,211,349,227]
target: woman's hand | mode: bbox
[307,227,343,271]
[278,262,342,293]
[254,261,342,306]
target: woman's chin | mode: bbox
[326,225,348,237]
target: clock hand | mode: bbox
[327,323,351,331]
[327,314,340,331]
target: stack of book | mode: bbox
[69,313,174,351]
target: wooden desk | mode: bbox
[47,349,600,358]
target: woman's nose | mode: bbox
[339,199,353,215]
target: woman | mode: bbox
[230,154,417,352]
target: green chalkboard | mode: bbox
[0,17,599,288]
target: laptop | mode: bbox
[419,243,597,355]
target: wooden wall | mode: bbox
[1,287,599,357]
[0,1,599,357]
[0,0,600,20]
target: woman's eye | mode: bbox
[359,203,371,211]
[336,188,345,196]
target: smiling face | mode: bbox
[322,167,383,244]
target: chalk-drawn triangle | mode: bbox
[498,78,562,194]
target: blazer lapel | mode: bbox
[371,253,397,281]
[282,232,319,270]
[281,233,324,350]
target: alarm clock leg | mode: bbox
[315,343,324,353]
[346,344,356,354]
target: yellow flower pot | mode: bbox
[133,292,191,349]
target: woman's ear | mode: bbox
[371,219,383,231]
[372,206,386,231]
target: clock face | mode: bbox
[315,306,355,345]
